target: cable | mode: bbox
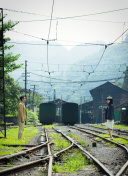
[48,0,55,40]
[26,76,126,84]
[111,28,128,44]
[11,30,47,41]
[3,8,51,17]
[92,45,107,72]
[47,0,55,87]
[9,7,128,22]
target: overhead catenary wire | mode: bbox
[6,7,128,22]
[47,0,55,87]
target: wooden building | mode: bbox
[79,101,93,123]
[90,82,128,123]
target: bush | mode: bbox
[27,110,39,126]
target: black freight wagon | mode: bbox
[39,103,56,124]
[120,106,128,124]
[62,103,78,125]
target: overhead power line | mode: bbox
[3,8,51,17]
[7,7,128,23]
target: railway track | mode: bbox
[0,125,128,175]
[69,125,128,176]
[88,124,128,136]
[75,124,128,141]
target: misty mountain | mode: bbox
[8,36,128,103]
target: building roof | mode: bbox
[90,81,128,96]
[114,101,128,109]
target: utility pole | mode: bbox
[54,89,56,102]
[31,85,37,105]
[102,93,104,123]
[25,60,27,106]
[0,8,6,137]
[29,89,31,109]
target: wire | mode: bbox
[48,0,55,40]
[11,30,47,41]
[8,7,128,22]
[3,8,51,17]
[26,76,126,84]
[92,45,107,72]
[47,0,55,87]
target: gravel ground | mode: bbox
[55,125,128,176]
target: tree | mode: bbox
[0,13,24,116]
[122,66,128,91]
[5,75,22,116]
[0,14,23,73]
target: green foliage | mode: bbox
[68,133,88,146]
[92,124,128,130]
[99,133,128,145]
[27,110,39,126]
[42,125,55,128]
[0,126,39,155]
[5,75,22,116]
[50,133,70,152]
[122,66,128,91]
[53,148,90,173]
[0,14,23,74]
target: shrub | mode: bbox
[27,110,39,126]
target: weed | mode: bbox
[50,133,70,152]
[53,148,90,173]
[68,134,88,146]
[99,134,128,145]
[42,125,55,128]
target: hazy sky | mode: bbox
[1,0,128,49]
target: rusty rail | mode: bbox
[75,125,128,141]
[45,128,53,176]
[53,128,114,176]
[71,126,128,153]
[70,126,128,176]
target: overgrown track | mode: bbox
[75,125,128,142]
[53,127,113,176]
[88,125,128,135]
[1,125,127,175]
[69,126,128,176]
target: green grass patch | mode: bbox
[92,124,128,130]
[114,124,128,130]
[53,148,90,173]
[0,126,40,155]
[91,124,106,129]
[99,133,128,145]
[68,134,88,146]
[50,133,70,152]
[42,125,55,128]
[96,137,116,147]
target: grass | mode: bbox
[96,137,116,147]
[0,126,40,155]
[53,148,90,173]
[50,133,70,152]
[42,125,55,128]
[114,124,128,130]
[68,134,88,146]
[91,124,106,129]
[92,124,128,130]
[98,133,128,146]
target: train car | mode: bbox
[81,112,91,124]
[39,103,56,124]
[62,103,78,125]
[120,107,128,124]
